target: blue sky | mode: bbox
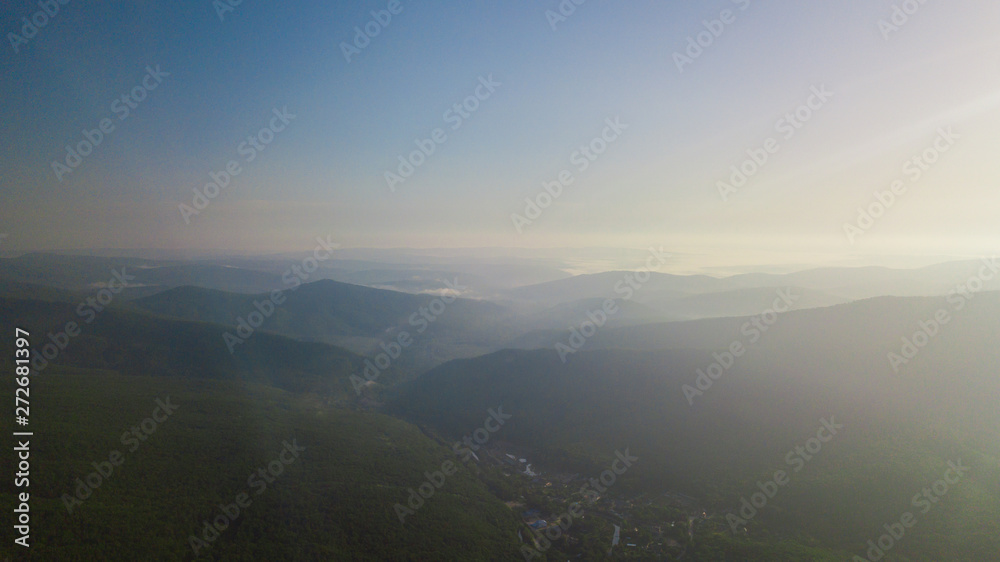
[2,0,999,269]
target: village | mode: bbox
[470,440,733,560]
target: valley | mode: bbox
[3,252,998,559]
[5,5,998,558]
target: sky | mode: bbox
[1,0,999,271]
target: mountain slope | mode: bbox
[390,293,1000,560]
[0,370,524,560]
[0,296,371,399]
[128,279,518,377]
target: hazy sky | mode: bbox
[2,0,998,269]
